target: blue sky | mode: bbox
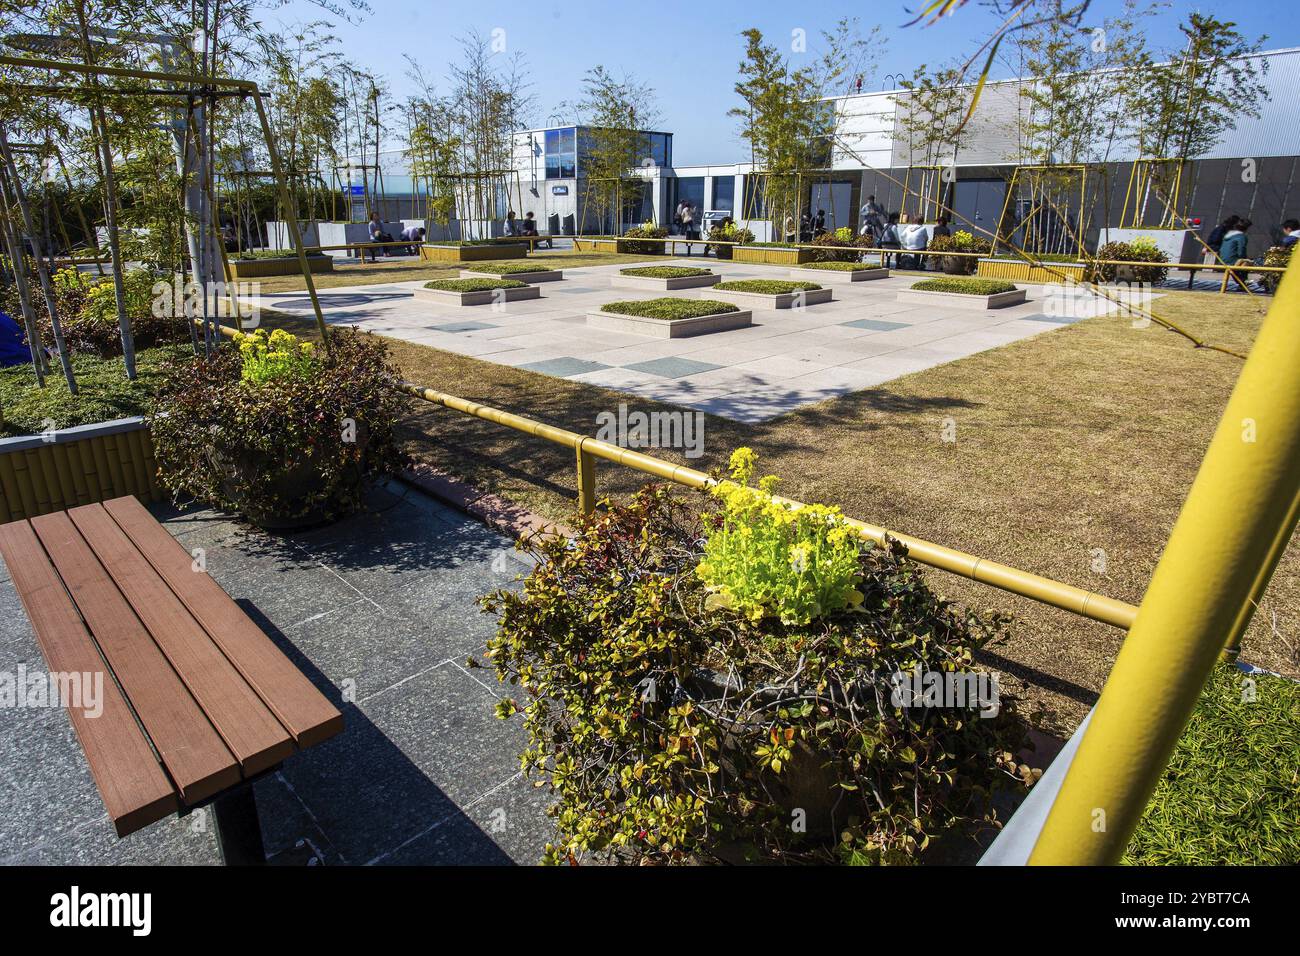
[263,0,1295,166]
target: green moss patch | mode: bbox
[423,278,528,292]
[619,266,714,279]
[0,345,188,437]
[911,277,1018,296]
[600,298,739,320]
[714,279,822,294]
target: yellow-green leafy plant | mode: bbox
[696,447,864,624]
[234,328,318,385]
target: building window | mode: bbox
[711,176,734,212]
[545,127,576,179]
[741,175,768,219]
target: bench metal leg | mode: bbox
[212,784,267,866]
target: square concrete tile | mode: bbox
[517,357,611,378]
[429,321,498,333]
[623,356,723,379]
[843,318,909,331]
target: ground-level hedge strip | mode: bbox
[715,279,823,294]
[423,278,528,292]
[619,266,714,279]
[600,298,738,320]
[911,277,1018,296]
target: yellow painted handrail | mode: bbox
[1028,251,1300,864]
[397,381,1137,630]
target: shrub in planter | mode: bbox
[807,228,861,263]
[706,222,755,258]
[621,222,670,255]
[150,327,406,528]
[483,450,1029,865]
[1095,240,1169,285]
[7,267,189,358]
[1260,244,1292,292]
[929,231,988,275]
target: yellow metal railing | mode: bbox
[396,381,1138,631]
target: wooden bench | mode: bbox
[0,495,343,863]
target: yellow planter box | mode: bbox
[570,238,619,253]
[976,259,1088,283]
[0,417,162,523]
[419,243,529,263]
[731,246,817,265]
[227,255,334,278]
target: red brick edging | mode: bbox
[399,462,574,541]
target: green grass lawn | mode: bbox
[1125,665,1300,865]
[0,345,188,437]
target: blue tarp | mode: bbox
[0,311,31,367]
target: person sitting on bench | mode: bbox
[367,213,394,258]
[519,211,551,248]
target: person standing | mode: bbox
[1219,219,1251,291]
[680,202,698,255]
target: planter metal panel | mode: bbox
[419,243,529,263]
[731,246,816,265]
[227,256,333,278]
[976,259,1087,284]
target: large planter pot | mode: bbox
[942,255,972,276]
[227,254,334,278]
[207,425,370,529]
[616,239,669,255]
[711,244,734,260]
[687,668,845,840]
[419,243,529,263]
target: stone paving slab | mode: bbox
[246,260,1128,422]
[0,481,553,865]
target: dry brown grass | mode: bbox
[260,285,1296,736]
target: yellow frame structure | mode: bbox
[1120,157,1188,230]
[993,164,1089,259]
[0,53,331,345]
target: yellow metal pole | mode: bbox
[250,93,331,346]
[1028,255,1300,865]
[575,440,597,515]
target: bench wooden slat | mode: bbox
[29,511,242,806]
[104,495,343,748]
[68,503,295,781]
[0,519,178,837]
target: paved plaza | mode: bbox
[0,483,552,866]
[247,259,1124,422]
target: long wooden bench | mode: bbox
[0,495,343,862]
